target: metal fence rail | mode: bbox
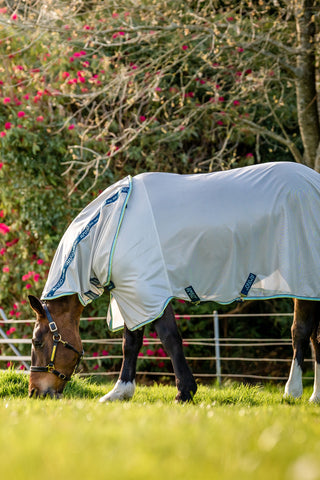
[0,309,309,383]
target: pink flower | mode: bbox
[138,352,144,357]
[237,47,244,53]
[2,266,9,272]
[6,327,16,335]
[11,13,17,20]
[246,153,254,158]
[68,124,75,130]
[25,283,32,289]
[23,94,30,100]
[146,349,155,356]
[4,122,12,130]
[0,247,6,255]
[0,210,3,217]
[102,350,109,356]
[33,273,40,282]
[36,116,44,122]
[22,273,30,281]
[149,332,157,338]
[19,365,26,370]
[139,115,146,122]
[0,223,10,234]
[17,111,25,118]
[62,72,70,79]
[0,163,2,170]
[182,45,189,50]
[93,364,99,370]
[37,259,44,264]
[6,238,19,247]
[233,100,240,106]
[0,132,6,137]
[227,16,234,21]
[157,362,165,368]
[92,352,99,357]
[3,97,10,104]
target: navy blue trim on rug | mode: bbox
[46,186,128,298]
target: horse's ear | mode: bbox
[28,295,45,317]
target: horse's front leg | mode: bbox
[99,325,144,402]
[154,304,197,402]
[284,299,316,400]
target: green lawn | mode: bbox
[1,371,319,480]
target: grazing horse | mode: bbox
[28,162,320,402]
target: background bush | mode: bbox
[0,0,318,378]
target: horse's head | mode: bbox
[28,295,83,398]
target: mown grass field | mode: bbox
[1,371,320,480]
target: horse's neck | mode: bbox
[50,294,84,326]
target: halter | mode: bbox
[30,303,84,382]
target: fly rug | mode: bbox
[34,161,320,402]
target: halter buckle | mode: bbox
[48,321,58,333]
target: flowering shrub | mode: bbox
[0,1,306,373]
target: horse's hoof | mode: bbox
[309,394,320,404]
[99,379,135,403]
[175,388,196,403]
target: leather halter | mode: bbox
[30,303,84,382]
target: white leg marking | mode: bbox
[309,363,320,403]
[99,379,136,403]
[284,359,303,399]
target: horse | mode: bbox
[28,162,320,402]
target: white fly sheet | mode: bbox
[42,162,320,331]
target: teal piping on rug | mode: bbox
[107,296,174,332]
[107,293,320,332]
[105,176,132,286]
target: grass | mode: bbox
[1,371,320,480]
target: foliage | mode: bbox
[0,1,318,374]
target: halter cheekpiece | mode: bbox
[30,303,84,382]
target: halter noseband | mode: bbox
[30,303,84,382]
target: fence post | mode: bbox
[213,310,221,385]
[0,308,30,370]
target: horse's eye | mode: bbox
[32,339,44,349]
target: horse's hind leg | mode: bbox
[309,304,320,403]
[154,304,197,402]
[99,325,144,402]
[284,299,316,399]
